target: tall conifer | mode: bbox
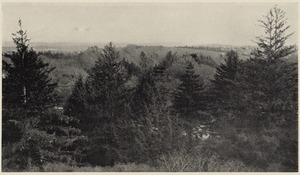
[2,20,84,170]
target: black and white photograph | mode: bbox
[1,1,298,172]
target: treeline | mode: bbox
[2,6,298,171]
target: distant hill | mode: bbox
[31,44,225,103]
[2,42,253,59]
[3,43,297,103]
[2,42,106,53]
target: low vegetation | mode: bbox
[2,6,298,172]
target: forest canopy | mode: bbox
[2,6,298,172]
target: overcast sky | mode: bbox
[2,2,298,46]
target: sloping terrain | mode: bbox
[3,44,297,103]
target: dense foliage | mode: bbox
[2,20,85,171]
[2,6,298,172]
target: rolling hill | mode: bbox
[3,43,297,104]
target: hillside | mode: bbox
[37,45,222,103]
[3,44,297,104]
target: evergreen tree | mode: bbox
[153,62,167,78]
[139,51,152,73]
[210,50,240,109]
[174,62,205,118]
[2,20,84,170]
[249,5,297,128]
[120,58,141,76]
[64,76,89,131]
[66,42,133,166]
[86,42,130,126]
[130,70,178,163]
[252,6,296,61]
[2,20,57,111]
[164,51,176,68]
[173,62,207,151]
[214,50,239,82]
[239,6,297,128]
[231,7,297,170]
[233,56,298,170]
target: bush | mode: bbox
[36,162,159,172]
[42,162,74,172]
[158,149,259,172]
[202,119,294,171]
[105,163,158,172]
[34,162,97,172]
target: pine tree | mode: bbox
[173,62,207,151]
[2,20,57,111]
[174,62,205,118]
[242,6,297,127]
[130,70,177,163]
[153,62,166,78]
[234,55,298,171]
[252,5,296,61]
[64,76,86,120]
[164,51,175,68]
[121,58,141,76]
[66,42,133,166]
[214,50,239,82]
[2,20,84,170]
[210,50,240,109]
[86,42,130,123]
[232,7,297,170]
[139,51,151,73]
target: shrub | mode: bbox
[105,162,158,172]
[38,162,158,172]
[42,162,74,172]
[158,148,260,172]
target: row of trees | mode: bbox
[2,6,297,171]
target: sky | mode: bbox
[2,2,298,46]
